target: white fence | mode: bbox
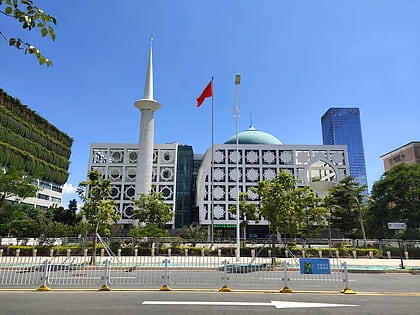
[0,256,353,293]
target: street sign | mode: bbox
[299,258,331,274]
[387,222,407,230]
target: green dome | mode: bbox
[224,126,282,145]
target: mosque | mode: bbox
[87,46,349,237]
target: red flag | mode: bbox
[196,80,213,107]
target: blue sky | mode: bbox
[1,0,419,207]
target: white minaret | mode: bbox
[134,41,161,195]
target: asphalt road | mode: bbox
[0,290,419,315]
[1,271,419,314]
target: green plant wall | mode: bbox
[0,89,73,185]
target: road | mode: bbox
[0,290,419,315]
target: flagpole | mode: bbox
[210,77,214,248]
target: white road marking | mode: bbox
[142,300,359,309]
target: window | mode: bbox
[38,181,51,190]
[37,193,50,200]
[52,185,62,193]
[51,197,61,203]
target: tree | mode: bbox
[0,202,28,236]
[0,0,56,66]
[128,224,170,238]
[53,199,77,226]
[77,170,119,265]
[228,191,259,240]
[0,166,39,207]
[68,199,77,224]
[131,191,174,229]
[252,170,327,248]
[178,225,208,240]
[325,176,367,238]
[293,185,328,244]
[367,164,420,239]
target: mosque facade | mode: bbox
[86,46,350,237]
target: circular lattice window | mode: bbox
[161,151,174,163]
[109,168,122,181]
[160,167,174,181]
[125,186,136,199]
[128,151,138,163]
[111,151,123,163]
[111,186,120,198]
[160,186,173,200]
[123,205,134,218]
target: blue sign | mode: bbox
[299,258,331,274]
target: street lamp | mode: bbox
[234,74,241,263]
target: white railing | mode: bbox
[0,256,351,292]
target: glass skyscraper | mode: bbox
[321,108,368,190]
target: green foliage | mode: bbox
[77,170,119,233]
[128,224,170,238]
[0,166,39,207]
[0,91,73,151]
[251,169,327,237]
[0,90,73,184]
[325,176,367,238]
[177,225,207,240]
[77,170,119,264]
[0,124,70,170]
[132,191,174,229]
[0,201,82,238]
[0,0,56,66]
[367,164,420,239]
[288,246,381,257]
[251,169,297,234]
[228,192,260,239]
[53,201,77,226]
[293,185,328,239]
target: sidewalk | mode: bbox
[337,258,420,268]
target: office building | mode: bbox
[381,141,420,171]
[321,108,368,190]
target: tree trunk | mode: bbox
[271,232,277,265]
[91,224,99,266]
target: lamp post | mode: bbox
[234,74,241,263]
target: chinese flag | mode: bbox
[196,80,213,107]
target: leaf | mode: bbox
[48,27,56,41]
[5,6,12,14]
[41,27,47,37]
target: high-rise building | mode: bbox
[321,108,368,190]
[0,89,73,208]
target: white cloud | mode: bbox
[62,183,77,195]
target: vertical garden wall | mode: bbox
[0,89,73,185]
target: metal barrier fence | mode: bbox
[0,256,353,293]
